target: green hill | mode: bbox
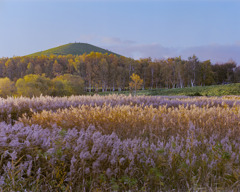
[27,43,121,57]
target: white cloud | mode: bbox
[105,41,240,64]
[108,43,177,59]
[78,35,240,64]
[180,44,240,64]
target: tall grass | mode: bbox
[0,95,240,191]
[0,94,239,123]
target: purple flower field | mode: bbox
[0,95,240,191]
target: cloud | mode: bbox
[179,44,240,64]
[79,35,135,46]
[105,41,240,64]
[78,35,240,64]
[108,43,177,59]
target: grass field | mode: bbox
[0,95,240,191]
[93,83,240,96]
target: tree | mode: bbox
[26,62,34,74]
[175,56,185,88]
[138,58,150,90]
[0,77,16,98]
[199,60,214,86]
[212,61,236,84]
[16,74,52,97]
[34,64,42,75]
[5,59,15,80]
[53,74,84,96]
[234,66,240,83]
[129,73,143,95]
[99,58,108,92]
[17,58,27,78]
[53,60,63,77]
[116,56,129,92]
[187,55,199,87]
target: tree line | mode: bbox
[0,52,239,95]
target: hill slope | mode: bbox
[27,43,120,57]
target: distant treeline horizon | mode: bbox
[0,52,239,93]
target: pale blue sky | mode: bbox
[1,0,240,63]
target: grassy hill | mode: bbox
[27,43,121,57]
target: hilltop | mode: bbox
[27,43,121,57]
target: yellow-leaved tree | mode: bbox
[129,73,143,95]
[0,77,16,98]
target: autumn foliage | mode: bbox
[129,73,143,94]
[0,52,239,97]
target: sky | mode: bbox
[0,0,240,64]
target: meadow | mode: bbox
[0,95,240,191]
[95,83,240,97]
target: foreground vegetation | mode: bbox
[0,95,240,191]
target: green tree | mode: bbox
[200,60,214,86]
[52,74,84,96]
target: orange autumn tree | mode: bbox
[129,73,143,95]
